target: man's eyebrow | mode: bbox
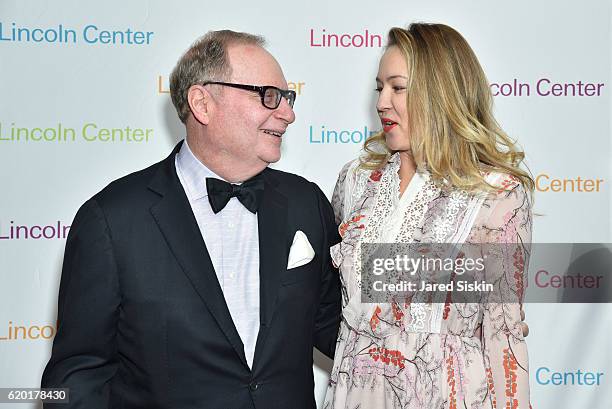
[375,75,409,82]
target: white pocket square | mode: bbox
[287,230,315,269]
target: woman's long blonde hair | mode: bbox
[362,23,534,192]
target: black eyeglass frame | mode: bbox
[202,81,296,109]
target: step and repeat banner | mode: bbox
[0,0,610,408]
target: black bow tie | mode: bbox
[206,174,265,214]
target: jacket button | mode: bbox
[249,382,258,391]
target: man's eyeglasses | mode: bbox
[202,81,296,109]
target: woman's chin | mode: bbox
[384,141,411,153]
[384,133,410,152]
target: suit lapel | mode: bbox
[148,144,248,368]
[252,169,289,367]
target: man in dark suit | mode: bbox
[41,30,341,409]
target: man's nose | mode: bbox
[275,97,296,124]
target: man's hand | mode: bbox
[520,307,529,337]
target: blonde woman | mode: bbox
[324,23,533,408]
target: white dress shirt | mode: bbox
[175,140,260,369]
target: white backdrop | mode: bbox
[0,0,610,408]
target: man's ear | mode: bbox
[187,85,214,125]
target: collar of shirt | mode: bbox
[175,139,225,201]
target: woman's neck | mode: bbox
[398,151,417,196]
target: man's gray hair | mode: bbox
[170,30,266,123]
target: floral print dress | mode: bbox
[323,153,532,409]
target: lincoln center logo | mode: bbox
[0,21,154,45]
[309,28,382,48]
[0,122,153,143]
[0,220,70,240]
[535,367,604,386]
[490,78,605,97]
[309,125,378,144]
[535,174,605,193]
[0,321,57,341]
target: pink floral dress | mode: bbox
[323,153,532,409]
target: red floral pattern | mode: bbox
[369,347,406,369]
[497,175,520,194]
[486,366,498,409]
[503,347,519,409]
[338,214,365,238]
[369,305,382,332]
[391,300,405,322]
[369,169,383,181]
[446,350,458,409]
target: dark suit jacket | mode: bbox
[41,143,341,409]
